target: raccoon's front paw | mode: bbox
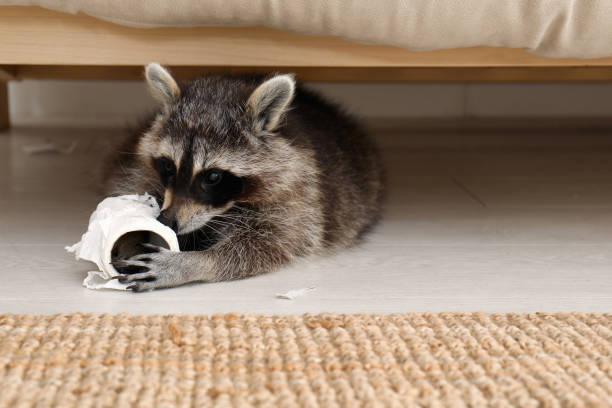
[112,245,185,292]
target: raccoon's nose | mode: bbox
[157,211,178,232]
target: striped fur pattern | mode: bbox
[104,64,384,291]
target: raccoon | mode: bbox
[105,63,384,291]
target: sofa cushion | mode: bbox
[3,0,612,58]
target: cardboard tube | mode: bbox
[66,194,179,290]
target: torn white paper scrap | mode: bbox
[275,287,315,300]
[66,194,180,291]
[22,140,78,155]
[82,271,129,291]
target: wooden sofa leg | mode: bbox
[0,82,8,130]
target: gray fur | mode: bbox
[104,66,384,291]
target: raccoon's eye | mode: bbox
[163,160,174,174]
[193,169,244,206]
[153,157,176,184]
[202,169,223,187]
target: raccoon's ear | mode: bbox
[145,62,180,106]
[247,74,295,133]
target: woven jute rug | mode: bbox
[0,313,610,407]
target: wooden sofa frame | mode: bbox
[2,5,612,129]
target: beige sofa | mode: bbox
[2,1,612,129]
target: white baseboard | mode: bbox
[9,116,612,151]
[9,80,612,130]
[9,114,141,128]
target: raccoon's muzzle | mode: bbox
[157,210,178,232]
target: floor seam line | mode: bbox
[451,176,488,208]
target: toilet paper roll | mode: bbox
[66,194,180,290]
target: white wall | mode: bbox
[8,80,612,126]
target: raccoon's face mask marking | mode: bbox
[141,63,296,236]
[151,154,246,234]
[153,156,177,187]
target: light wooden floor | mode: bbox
[1,126,611,314]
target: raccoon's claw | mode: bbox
[111,258,151,274]
[127,281,160,293]
[137,243,170,254]
[113,251,184,292]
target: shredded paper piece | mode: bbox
[66,194,179,291]
[23,140,78,155]
[275,287,316,300]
